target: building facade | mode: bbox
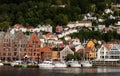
[27,32,41,61]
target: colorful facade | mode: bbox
[27,32,41,60]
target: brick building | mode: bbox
[27,32,41,61]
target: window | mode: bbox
[34,53,36,56]
[8,53,11,56]
[14,52,17,56]
[3,53,6,56]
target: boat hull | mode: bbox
[54,63,67,68]
[82,64,92,67]
[70,63,81,68]
[38,61,55,69]
[81,61,92,67]
[0,63,4,66]
[38,64,55,69]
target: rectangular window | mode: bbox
[8,53,11,56]
[14,52,17,56]
[34,53,36,56]
[3,53,6,56]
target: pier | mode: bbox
[92,59,120,66]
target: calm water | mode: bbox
[0,66,120,76]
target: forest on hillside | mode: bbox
[0,0,120,42]
[0,0,120,30]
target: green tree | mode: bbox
[54,14,68,25]
[44,19,53,25]
[0,21,10,31]
[73,52,80,60]
[65,54,74,61]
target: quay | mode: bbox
[2,59,120,68]
[92,59,120,66]
[13,64,39,68]
[2,62,39,68]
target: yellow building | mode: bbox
[52,51,59,60]
[86,40,95,49]
[86,50,97,59]
[85,39,96,59]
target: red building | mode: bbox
[27,32,41,61]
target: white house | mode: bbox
[60,45,74,61]
[72,38,81,46]
[97,25,105,31]
[67,20,92,28]
[97,44,113,60]
[64,36,71,41]
[109,44,120,59]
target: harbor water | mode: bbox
[0,66,120,76]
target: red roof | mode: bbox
[14,24,23,28]
[104,44,112,51]
[59,43,65,48]
[25,26,33,29]
[40,47,52,52]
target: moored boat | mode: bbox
[10,60,25,67]
[0,60,3,66]
[81,60,92,67]
[54,61,67,68]
[0,63,3,66]
[69,61,81,68]
[38,60,55,69]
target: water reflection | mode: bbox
[0,66,120,76]
[97,66,120,73]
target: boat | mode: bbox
[54,61,67,68]
[38,60,55,69]
[69,61,81,68]
[10,60,25,67]
[81,60,92,67]
[0,60,3,66]
[0,62,3,66]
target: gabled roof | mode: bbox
[13,24,23,28]
[104,44,112,51]
[86,40,95,51]
[4,30,15,40]
[14,31,27,43]
[61,45,74,53]
[110,44,120,51]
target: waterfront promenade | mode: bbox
[2,60,120,68]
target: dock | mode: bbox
[92,59,120,66]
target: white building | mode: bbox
[97,44,112,60]
[109,44,120,59]
[67,20,92,28]
[97,43,120,61]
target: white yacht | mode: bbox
[0,60,3,66]
[38,60,55,69]
[81,60,92,67]
[54,61,67,68]
[69,61,81,68]
[0,62,3,66]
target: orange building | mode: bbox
[40,47,52,61]
[52,51,59,60]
